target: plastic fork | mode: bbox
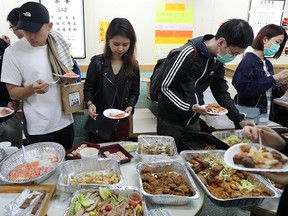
[259,132,263,151]
[22,145,30,163]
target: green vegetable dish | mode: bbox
[69,187,144,216]
[221,135,251,147]
[122,144,137,152]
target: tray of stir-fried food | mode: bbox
[211,130,252,147]
[58,158,123,193]
[136,160,200,205]
[66,186,147,216]
[180,150,281,207]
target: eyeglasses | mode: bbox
[226,46,239,57]
[9,24,16,30]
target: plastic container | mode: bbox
[99,144,133,164]
[79,147,99,159]
[136,135,178,161]
[66,142,100,160]
[58,158,123,193]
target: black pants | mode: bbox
[27,123,74,150]
[157,117,200,153]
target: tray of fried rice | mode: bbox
[58,158,123,193]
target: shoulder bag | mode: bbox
[84,116,117,141]
[235,95,261,124]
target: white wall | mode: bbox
[1,0,287,66]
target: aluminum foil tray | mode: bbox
[58,158,123,193]
[136,160,200,205]
[136,135,178,161]
[66,186,148,216]
[180,150,281,207]
[180,132,229,150]
[211,130,252,147]
[0,142,65,184]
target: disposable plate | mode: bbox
[0,107,14,123]
[224,143,288,172]
[103,108,129,119]
[52,73,79,78]
[201,104,228,115]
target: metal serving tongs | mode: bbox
[22,145,30,163]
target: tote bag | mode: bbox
[61,82,84,114]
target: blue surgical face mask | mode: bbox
[264,44,280,57]
[217,53,236,63]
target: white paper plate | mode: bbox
[281,132,288,139]
[53,73,79,78]
[0,107,14,118]
[201,104,228,116]
[103,108,129,119]
[224,143,288,172]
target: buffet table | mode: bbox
[0,152,205,216]
[1,137,285,216]
[45,156,205,216]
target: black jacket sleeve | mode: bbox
[84,56,103,106]
[127,65,140,109]
[210,66,245,124]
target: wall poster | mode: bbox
[154,1,194,61]
[248,0,285,35]
[40,0,86,59]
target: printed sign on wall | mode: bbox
[248,0,285,35]
[40,0,86,58]
[155,1,194,61]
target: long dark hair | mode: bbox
[103,18,137,79]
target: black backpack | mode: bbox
[149,43,197,102]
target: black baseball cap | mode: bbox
[16,2,49,32]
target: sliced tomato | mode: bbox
[105,205,112,212]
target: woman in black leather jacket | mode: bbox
[84,18,140,143]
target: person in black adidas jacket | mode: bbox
[157,19,255,151]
